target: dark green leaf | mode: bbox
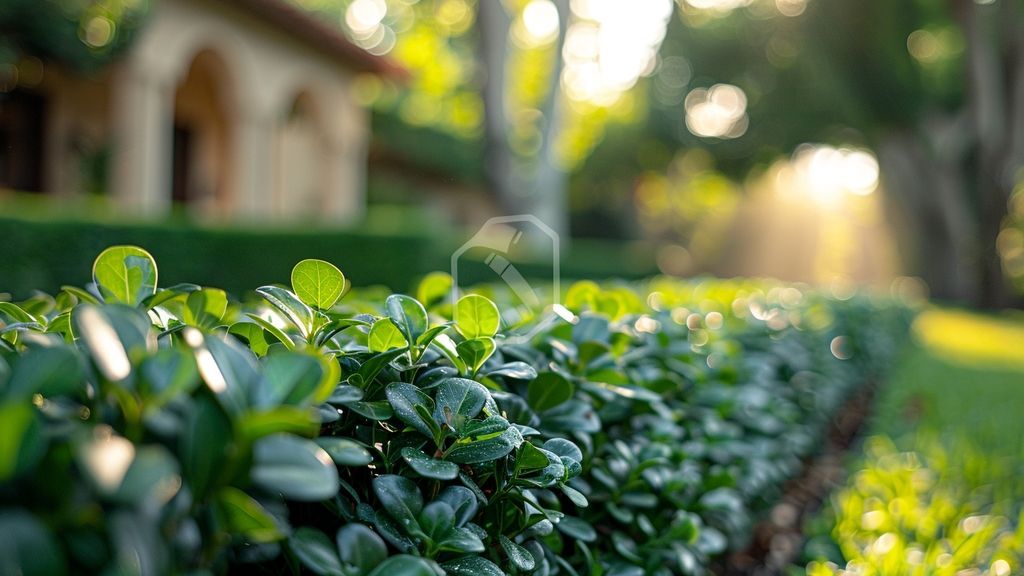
[441,555,505,576]
[289,527,342,576]
[252,434,339,501]
[500,535,536,572]
[386,294,428,346]
[372,475,423,530]
[336,523,387,573]
[527,372,575,412]
[433,378,488,428]
[316,437,373,466]
[401,447,458,480]
[367,555,443,576]
[385,382,436,438]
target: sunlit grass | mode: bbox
[913,308,1024,370]
[801,308,1024,575]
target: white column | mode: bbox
[232,109,275,219]
[324,108,367,224]
[112,64,173,216]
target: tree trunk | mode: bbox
[477,0,519,214]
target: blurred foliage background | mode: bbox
[1,0,1023,304]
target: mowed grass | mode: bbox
[801,308,1024,576]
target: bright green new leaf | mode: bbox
[455,337,495,375]
[92,245,158,307]
[416,272,452,309]
[454,294,500,339]
[184,288,228,329]
[368,318,408,353]
[291,259,346,310]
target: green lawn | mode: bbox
[800,308,1024,576]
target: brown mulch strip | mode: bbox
[712,384,875,575]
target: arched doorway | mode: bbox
[275,91,326,219]
[172,49,233,216]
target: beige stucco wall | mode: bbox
[108,0,369,223]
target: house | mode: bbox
[0,0,401,222]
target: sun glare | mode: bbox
[562,0,673,106]
[684,83,748,139]
[790,144,879,204]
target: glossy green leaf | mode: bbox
[441,555,505,576]
[0,510,67,576]
[401,447,459,480]
[386,294,429,345]
[315,437,373,466]
[385,382,437,438]
[291,259,345,310]
[419,500,456,542]
[446,426,523,464]
[527,372,575,412]
[251,434,339,502]
[256,352,327,409]
[416,272,452,309]
[500,535,536,572]
[180,394,233,499]
[368,318,408,353]
[433,377,489,429]
[183,288,228,329]
[0,402,43,481]
[454,294,500,339]
[516,441,551,472]
[455,337,495,375]
[289,527,342,576]
[256,286,315,338]
[240,406,320,441]
[372,474,423,530]
[244,313,294,350]
[347,401,394,421]
[436,485,478,526]
[367,555,443,576]
[229,322,269,356]
[8,345,83,399]
[92,245,158,306]
[336,523,387,573]
[216,487,284,544]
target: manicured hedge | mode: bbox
[0,216,658,299]
[0,247,909,575]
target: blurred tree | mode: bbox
[0,0,148,72]
[577,0,1020,306]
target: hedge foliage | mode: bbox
[0,216,657,299]
[0,246,910,575]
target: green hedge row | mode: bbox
[0,247,910,575]
[0,216,658,299]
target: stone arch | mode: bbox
[274,87,331,218]
[171,47,235,216]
